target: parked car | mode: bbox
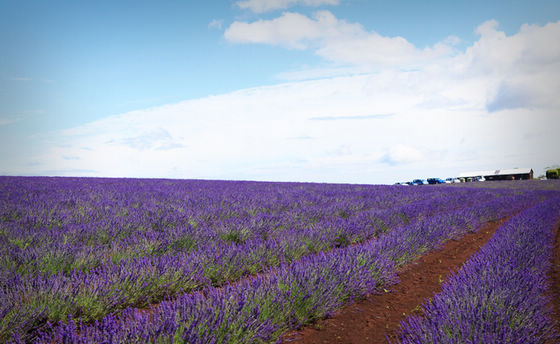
[427,178,445,184]
[412,179,428,185]
[445,177,461,183]
[473,176,486,182]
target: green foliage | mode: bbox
[74,293,108,322]
[39,254,74,275]
[219,231,243,244]
[219,228,250,245]
[304,238,320,254]
[9,237,31,250]
[0,211,22,222]
[372,218,389,234]
[204,263,227,285]
[546,169,559,179]
[169,234,197,252]
[187,218,199,229]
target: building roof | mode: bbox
[458,168,532,178]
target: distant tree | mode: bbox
[546,169,559,179]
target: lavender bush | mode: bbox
[396,197,560,344]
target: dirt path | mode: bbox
[280,219,504,344]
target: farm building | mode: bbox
[458,168,533,181]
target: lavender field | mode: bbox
[1,177,559,343]
[396,197,560,343]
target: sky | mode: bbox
[1,0,559,184]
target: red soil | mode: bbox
[280,219,505,344]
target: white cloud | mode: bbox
[451,20,560,112]
[382,145,424,165]
[225,10,456,68]
[109,128,184,151]
[17,19,560,183]
[225,12,325,49]
[236,0,339,13]
[309,114,393,121]
[274,65,365,81]
[208,19,223,29]
[457,20,560,76]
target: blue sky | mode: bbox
[1,0,559,184]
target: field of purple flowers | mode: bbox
[396,196,560,343]
[1,177,559,343]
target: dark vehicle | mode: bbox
[427,178,445,184]
[412,179,428,185]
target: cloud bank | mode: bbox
[225,11,457,68]
[10,18,560,184]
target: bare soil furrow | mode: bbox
[281,219,506,344]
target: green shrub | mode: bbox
[546,169,559,179]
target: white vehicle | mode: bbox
[445,177,460,183]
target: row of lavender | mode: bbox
[396,197,560,344]
[2,177,500,278]
[30,191,543,343]
[0,177,523,341]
